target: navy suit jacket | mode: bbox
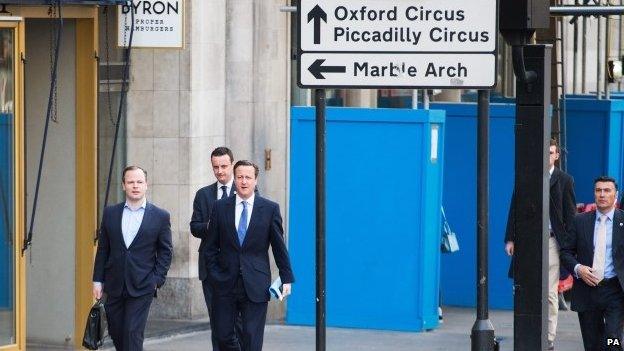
[203,195,294,303]
[190,182,229,281]
[93,202,173,298]
[560,209,624,312]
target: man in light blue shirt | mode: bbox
[560,176,624,351]
[92,166,173,351]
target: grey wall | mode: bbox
[25,19,77,346]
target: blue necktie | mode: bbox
[220,185,228,199]
[237,201,248,245]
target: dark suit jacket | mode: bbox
[504,167,577,278]
[93,202,173,298]
[190,182,231,281]
[203,195,294,303]
[560,209,624,312]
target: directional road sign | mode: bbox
[297,0,498,88]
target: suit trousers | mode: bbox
[548,236,560,342]
[577,278,624,351]
[105,289,154,351]
[213,276,268,351]
[203,279,244,351]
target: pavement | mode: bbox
[103,306,584,351]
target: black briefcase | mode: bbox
[82,299,107,350]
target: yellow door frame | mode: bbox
[0,17,25,351]
[2,5,99,350]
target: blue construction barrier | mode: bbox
[0,112,13,310]
[564,97,624,202]
[287,107,445,331]
[434,102,516,310]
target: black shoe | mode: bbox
[548,340,555,350]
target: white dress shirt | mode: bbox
[235,194,254,231]
[122,199,147,248]
[217,178,234,199]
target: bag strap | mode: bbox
[441,206,452,234]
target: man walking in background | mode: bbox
[504,138,577,350]
[190,146,242,350]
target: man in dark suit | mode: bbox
[190,146,242,349]
[93,166,173,351]
[561,176,624,351]
[504,138,576,350]
[204,160,294,351]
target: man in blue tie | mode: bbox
[190,146,242,350]
[203,160,294,351]
[92,166,173,351]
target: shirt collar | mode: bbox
[236,193,255,207]
[549,166,554,176]
[597,207,615,222]
[218,177,234,190]
[125,198,147,211]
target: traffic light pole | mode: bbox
[315,89,327,351]
[471,90,497,351]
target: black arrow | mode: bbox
[308,59,346,79]
[308,4,327,45]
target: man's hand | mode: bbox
[505,241,514,256]
[577,265,600,287]
[282,283,292,299]
[93,283,103,300]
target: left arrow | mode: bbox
[307,4,327,45]
[308,59,346,79]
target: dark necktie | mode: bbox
[220,185,228,199]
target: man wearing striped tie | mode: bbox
[203,160,294,351]
[561,176,624,351]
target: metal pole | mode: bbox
[550,5,624,15]
[315,88,326,351]
[606,7,612,99]
[583,13,588,93]
[412,90,419,109]
[620,0,623,91]
[471,89,495,351]
[598,15,603,99]
[573,0,579,93]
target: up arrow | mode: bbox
[307,4,327,45]
[308,59,346,79]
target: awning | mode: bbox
[0,0,129,5]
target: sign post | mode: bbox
[297,2,498,350]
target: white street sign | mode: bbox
[299,53,496,88]
[299,0,496,52]
[297,0,498,88]
[118,0,184,48]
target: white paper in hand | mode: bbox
[269,277,283,301]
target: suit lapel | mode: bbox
[225,197,240,248]
[612,210,624,252]
[587,211,597,258]
[114,203,125,248]
[550,168,559,188]
[242,197,264,248]
[128,202,151,249]
[210,183,218,202]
